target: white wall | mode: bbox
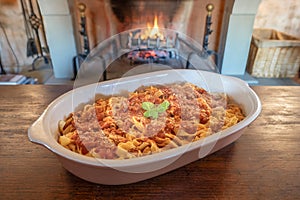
[220,0,262,75]
[38,0,76,78]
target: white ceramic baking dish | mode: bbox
[28,69,261,185]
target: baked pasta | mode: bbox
[58,83,245,159]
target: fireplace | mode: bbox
[71,0,223,80]
[38,0,262,79]
[70,0,221,56]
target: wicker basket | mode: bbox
[246,29,300,78]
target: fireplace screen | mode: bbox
[74,28,218,86]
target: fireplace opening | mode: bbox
[70,0,225,81]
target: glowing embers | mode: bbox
[127,49,170,63]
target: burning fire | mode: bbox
[141,15,164,40]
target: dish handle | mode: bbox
[28,114,49,146]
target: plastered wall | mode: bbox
[254,0,300,38]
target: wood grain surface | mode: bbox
[0,85,299,199]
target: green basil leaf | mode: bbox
[161,100,170,109]
[157,100,170,113]
[142,100,169,119]
[143,110,159,119]
[143,110,152,118]
[151,111,159,119]
[142,102,155,111]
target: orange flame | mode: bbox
[141,15,164,40]
[153,15,159,29]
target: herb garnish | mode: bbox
[142,100,170,119]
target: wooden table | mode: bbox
[0,85,299,199]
